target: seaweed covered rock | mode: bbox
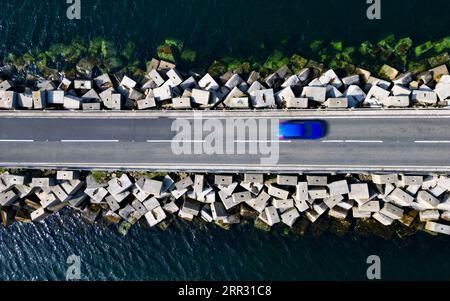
[208,60,227,78]
[354,218,394,240]
[156,38,183,63]
[290,54,308,73]
[180,49,197,63]
[329,218,352,237]
[254,219,271,232]
[427,52,450,68]
[291,217,310,236]
[263,51,290,73]
[415,41,434,57]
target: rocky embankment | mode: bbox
[1,170,450,239]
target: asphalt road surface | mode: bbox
[0,111,449,173]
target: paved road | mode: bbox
[0,111,450,173]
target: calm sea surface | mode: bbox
[0,0,450,280]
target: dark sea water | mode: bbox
[1,0,450,281]
[1,210,450,281]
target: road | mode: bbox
[0,110,450,173]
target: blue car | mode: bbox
[279,120,327,140]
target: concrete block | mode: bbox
[142,197,160,211]
[232,191,252,205]
[243,174,264,184]
[281,75,300,88]
[145,206,167,227]
[380,203,404,220]
[358,200,380,212]
[199,74,219,91]
[264,206,280,226]
[137,97,156,110]
[85,187,108,204]
[0,191,19,206]
[319,69,343,89]
[352,207,372,219]
[250,89,276,109]
[191,89,210,106]
[364,86,389,107]
[301,86,326,103]
[228,97,249,108]
[411,89,437,105]
[31,207,50,223]
[306,175,328,186]
[348,183,370,200]
[0,91,16,109]
[268,185,289,200]
[342,75,360,87]
[47,90,65,105]
[141,179,163,196]
[425,222,450,235]
[400,175,423,186]
[120,76,136,89]
[328,180,349,196]
[325,97,348,108]
[383,96,410,107]
[323,195,344,209]
[286,97,308,109]
[163,201,179,214]
[63,94,82,110]
[276,175,297,186]
[344,85,366,107]
[275,86,295,105]
[419,209,440,222]
[225,74,243,90]
[372,212,394,226]
[273,199,294,210]
[372,174,398,185]
[105,195,121,212]
[389,188,414,207]
[153,86,172,102]
[246,191,270,213]
[211,202,228,221]
[32,90,46,109]
[74,80,92,90]
[182,199,201,217]
[295,182,309,202]
[416,190,439,209]
[172,97,191,109]
[309,187,327,200]
[281,208,300,227]
[329,207,348,220]
[17,93,33,109]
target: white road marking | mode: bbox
[0,140,34,142]
[322,140,383,143]
[414,141,450,144]
[61,140,120,143]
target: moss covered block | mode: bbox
[427,52,450,68]
[415,41,434,57]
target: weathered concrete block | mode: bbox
[276,175,298,186]
[328,180,349,196]
[268,185,289,200]
[372,212,394,226]
[172,97,191,109]
[348,183,370,200]
[416,190,439,209]
[380,203,404,220]
[325,97,348,108]
[250,89,276,109]
[245,191,270,213]
[301,86,326,103]
[419,209,440,222]
[264,206,280,226]
[286,97,308,109]
[191,89,210,106]
[306,175,328,186]
[425,221,450,235]
[31,207,50,223]
[281,208,300,227]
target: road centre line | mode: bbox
[0,140,34,142]
[322,140,383,143]
[414,141,450,144]
[60,140,120,143]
